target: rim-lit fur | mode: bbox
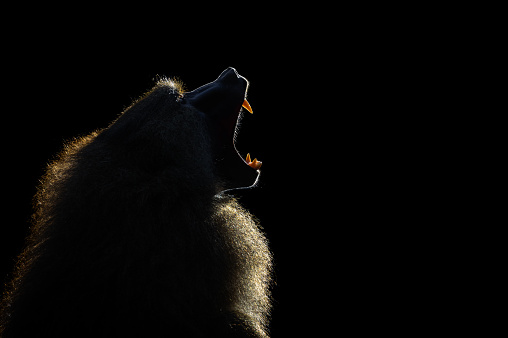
[1,81,272,337]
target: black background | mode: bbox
[0,50,331,336]
[0,9,486,335]
[0,23,418,335]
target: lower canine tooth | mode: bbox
[249,159,262,170]
[245,153,262,169]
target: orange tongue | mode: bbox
[242,99,253,114]
[245,153,262,170]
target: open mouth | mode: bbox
[238,99,262,170]
[184,67,262,173]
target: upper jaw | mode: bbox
[184,67,249,119]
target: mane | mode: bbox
[1,82,272,337]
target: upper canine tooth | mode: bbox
[242,99,253,114]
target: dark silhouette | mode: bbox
[0,68,272,337]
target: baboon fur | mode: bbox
[0,79,272,337]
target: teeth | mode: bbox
[241,102,260,170]
[245,153,262,170]
[242,99,253,114]
[250,158,262,170]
